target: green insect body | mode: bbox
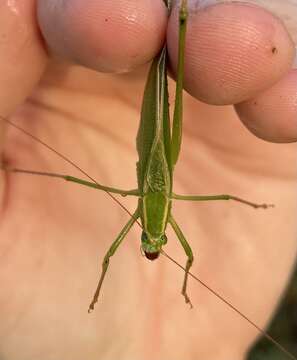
[137,47,172,259]
[87,0,195,310]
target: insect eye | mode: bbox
[141,231,148,243]
[161,235,167,245]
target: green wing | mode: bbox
[136,47,172,191]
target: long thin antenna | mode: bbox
[1,116,296,360]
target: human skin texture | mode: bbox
[0,1,296,359]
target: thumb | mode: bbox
[0,0,47,117]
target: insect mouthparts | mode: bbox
[144,251,160,261]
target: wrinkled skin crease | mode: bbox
[0,60,296,360]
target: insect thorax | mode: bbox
[146,141,170,190]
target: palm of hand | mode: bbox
[0,61,296,360]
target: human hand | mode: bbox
[0,1,296,360]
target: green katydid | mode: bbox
[1,0,272,314]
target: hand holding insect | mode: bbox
[0,0,296,359]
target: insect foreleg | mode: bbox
[88,208,140,312]
[172,193,273,209]
[169,215,194,308]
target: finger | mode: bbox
[167,2,295,105]
[235,68,297,143]
[0,0,47,116]
[37,0,168,73]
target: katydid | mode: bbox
[0,0,272,313]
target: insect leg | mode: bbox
[172,193,273,209]
[171,0,188,167]
[169,214,194,308]
[88,208,140,312]
[2,165,139,196]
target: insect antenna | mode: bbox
[1,116,296,360]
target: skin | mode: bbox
[0,0,296,359]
